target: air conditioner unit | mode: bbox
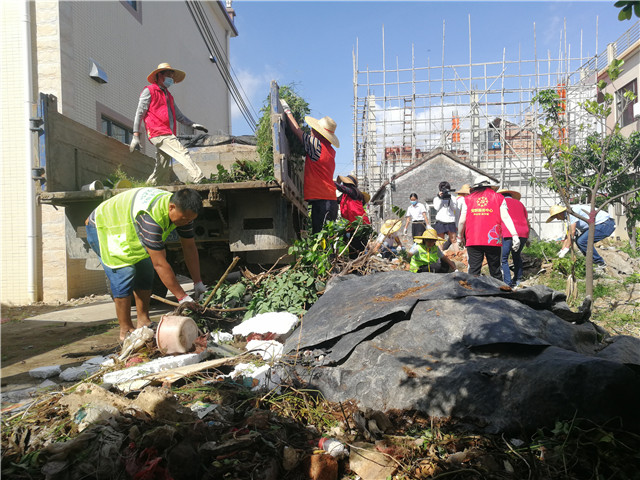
[634,102,640,120]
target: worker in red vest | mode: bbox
[130,63,207,185]
[280,98,339,234]
[458,176,520,280]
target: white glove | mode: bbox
[279,98,291,114]
[129,136,141,153]
[511,237,520,252]
[558,247,570,258]
[192,123,208,133]
[179,295,195,304]
[193,281,207,301]
[402,229,407,235]
[397,246,403,251]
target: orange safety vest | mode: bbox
[304,136,336,201]
[143,83,177,139]
[464,188,503,246]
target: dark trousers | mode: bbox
[502,236,527,286]
[411,222,427,237]
[467,245,502,280]
[309,199,339,235]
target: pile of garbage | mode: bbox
[3,254,640,479]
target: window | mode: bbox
[101,116,134,145]
[121,0,142,23]
[616,79,637,128]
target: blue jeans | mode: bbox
[502,237,526,287]
[575,218,615,265]
[86,223,154,298]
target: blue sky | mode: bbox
[228,1,636,176]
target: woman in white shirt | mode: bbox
[433,181,458,250]
[403,193,430,238]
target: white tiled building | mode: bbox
[1,0,237,304]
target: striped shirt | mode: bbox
[135,213,194,250]
[302,132,322,161]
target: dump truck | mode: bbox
[36,81,306,293]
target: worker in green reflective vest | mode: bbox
[85,187,206,341]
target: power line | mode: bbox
[186,0,258,132]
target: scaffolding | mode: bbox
[353,18,639,237]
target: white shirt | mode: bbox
[433,195,457,223]
[406,202,429,222]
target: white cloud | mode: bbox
[230,66,280,130]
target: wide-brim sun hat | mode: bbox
[456,184,471,196]
[337,174,357,187]
[471,175,499,190]
[380,219,402,236]
[546,205,567,223]
[497,188,521,201]
[147,63,186,84]
[414,228,439,242]
[305,116,340,148]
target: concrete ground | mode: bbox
[0,281,193,402]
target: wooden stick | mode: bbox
[150,294,247,312]
[203,256,240,308]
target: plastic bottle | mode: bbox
[318,437,348,458]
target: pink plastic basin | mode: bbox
[155,314,200,354]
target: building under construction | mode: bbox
[353,19,639,238]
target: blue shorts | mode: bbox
[86,223,155,298]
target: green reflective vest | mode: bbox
[409,244,440,273]
[94,188,175,268]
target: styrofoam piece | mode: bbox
[228,363,281,392]
[231,312,298,337]
[211,331,233,343]
[102,352,205,385]
[83,356,110,366]
[245,339,284,361]
[29,365,61,379]
[60,364,101,382]
[37,379,58,390]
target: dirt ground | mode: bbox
[0,297,164,390]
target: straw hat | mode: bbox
[362,191,371,204]
[147,63,186,84]
[546,205,568,223]
[337,174,357,187]
[305,116,340,148]
[380,219,402,236]
[456,184,471,196]
[471,175,498,190]
[497,188,521,201]
[414,228,439,243]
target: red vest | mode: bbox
[340,194,370,224]
[504,197,529,238]
[304,136,336,201]
[143,83,177,139]
[464,188,503,246]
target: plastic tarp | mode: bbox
[281,271,640,432]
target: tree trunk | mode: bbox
[585,220,596,298]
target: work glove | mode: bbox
[558,247,570,258]
[279,98,291,114]
[179,295,195,304]
[192,123,208,133]
[193,281,207,301]
[511,237,521,252]
[129,136,141,153]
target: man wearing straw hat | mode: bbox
[545,203,615,267]
[130,63,208,185]
[409,228,457,273]
[458,175,520,280]
[497,188,530,287]
[280,99,339,234]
